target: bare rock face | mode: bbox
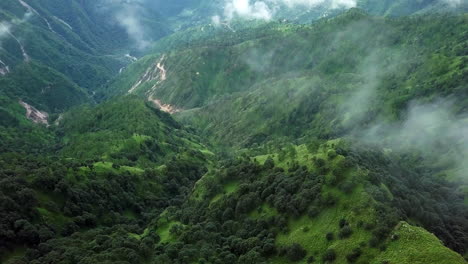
[149,97,182,114]
[128,55,167,94]
[19,100,49,126]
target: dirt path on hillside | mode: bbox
[8,32,29,62]
[128,55,166,93]
[17,0,57,35]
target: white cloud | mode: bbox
[211,15,222,26]
[275,0,356,8]
[224,0,274,20]
[0,10,32,40]
[98,0,150,50]
[442,0,462,7]
[115,6,150,50]
[0,22,11,38]
[358,99,468,181]
[220,0,357,21]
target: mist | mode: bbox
[115,6,150,50]
[219,0,356,21]
[0,11,32,49]
[99,0,151,50]
[0,22,11,40]
[443,0,463,7]
[354,98,468,180]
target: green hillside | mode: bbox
[0,1,467,264]
[0,97,211,264]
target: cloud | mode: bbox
[220,0,357,21]
[355,98,468,181]
[98,0,151,50]
[224,0,274,20]
[442,0,462,7]
[275,0,356,8]
[0,11,32,47]
[0,22,11,39]
[212,15,222,26]
[115,6,150,50]
[0,10,32,38]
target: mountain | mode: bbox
[162,0,468,27]
[0,0,173,120]
[1,1,468,264]
[110,10,467,145]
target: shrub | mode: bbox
[346,248,362,263]
[308,206,320,218]
[264,157,275,169]
[315,158,326,167]
[286,243,307,262]
[369,236,379,248]
[326,232,335,241]
[339,226,353,239]
[339,219,349,228]
[322,249,337,262]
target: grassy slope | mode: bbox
[57,96,209,167]
[372,222,467,264]
[165,141,467,263]
[108,12,467,150]
[273,186,378,264]
[264,143,466,263]
[175,13,467,146]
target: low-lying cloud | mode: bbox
[356,98,468,181]
[443,0,463,7]
[99,0,151,50]
[115,6,150,50]
[0,22,11,39]
[220,0,357,21]
[0,11,32,48]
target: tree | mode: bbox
[286,243,307,262]
[263,157,275,169]
[238,250,262,264]
[346,247,362,263]
[339,226,353,239]
[322,248,336,262]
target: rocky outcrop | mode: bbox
[19,100,49,125]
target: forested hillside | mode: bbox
[0,0,467,263]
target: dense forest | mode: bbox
[0,0,467,263]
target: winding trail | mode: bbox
[53,16,72,30]
[17,0,58,35]
[156,55,167,81]
[8,32,29,61]
[126,54,180,114]
[128,55,166,93]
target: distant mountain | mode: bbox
[0,0,171,116]
[1,1,467,264]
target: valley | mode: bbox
[0,1,467,264]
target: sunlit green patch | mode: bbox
[372,222,467,264]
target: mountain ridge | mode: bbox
[0,1,467,263]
